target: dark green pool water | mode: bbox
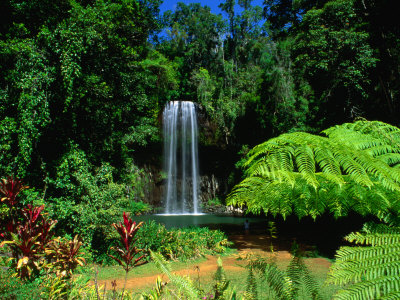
[133,214,266,230]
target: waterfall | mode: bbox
[163,101,200,214]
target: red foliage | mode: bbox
[109,212,147,273]
[1,202,57,279]
[0,176,27,208]
[0,175,83,280]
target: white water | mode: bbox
[163,101,200,214]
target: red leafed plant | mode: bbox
[0,176,28,240]
[0,176,84,282]
[0,176,27,208]
[109,212,147,294]
[1,204,57,279]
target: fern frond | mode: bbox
[333,244,400,265]
[324,120,400,163]
[363,222,400,234]
[328,224,400,299]
[150,251,200,299]
[228,120,400,219]
[287,256,321,300]
[212,257,232,299]
[264,263,293,300]
[332,275,400,300]
[244,267,258,300]
[345,232,400,246]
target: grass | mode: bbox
[88,257,209,281]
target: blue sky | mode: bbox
[159,0,265,16]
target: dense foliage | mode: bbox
[1,0,399,249]
[227,120,400,218]
[137,220,231,260]
[1,1,400,298]
[147,249,322,299]
[0,177,88,298]
[327,222,400,299]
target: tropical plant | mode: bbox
[267,221,277,252]
[136,221,231,261]
[45,235,85,278]
[38,274,69,299]
[147,251,240,300]
[227,120,400,219]
[244,265,258,300]
[0,176,27,209]
[140,276,166,300]
[327,222,400,299]
[0,176,85,285]
[1,204,57,279]
[0,269,42,299]
[130,200,153,215]
[149,250,201,299]
[293,0,377,128]
[108,212,147,295]
[243,251,321,300]
[211,257,236,300]
[161,227,231,260]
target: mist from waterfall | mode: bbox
[163,101,200,214]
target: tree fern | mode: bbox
[327,223,400,299]
[227,120,400,219]
[323,120,400,156]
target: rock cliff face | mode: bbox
[142,170,228,212]
[199,174,223,203]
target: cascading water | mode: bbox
[163,101,200,214]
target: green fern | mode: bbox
[244,267,258,300]
[287,256,321,300]
[323,120,400,158]
[227,120,400,219]
[150,251,200,299]
[327,223,400,299]
[246,253,321,300]
[212,257,237,300]
[140,276,165,300]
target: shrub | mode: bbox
[136,221,232,260]
[130,200,153,215]
[136,220,169,253]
